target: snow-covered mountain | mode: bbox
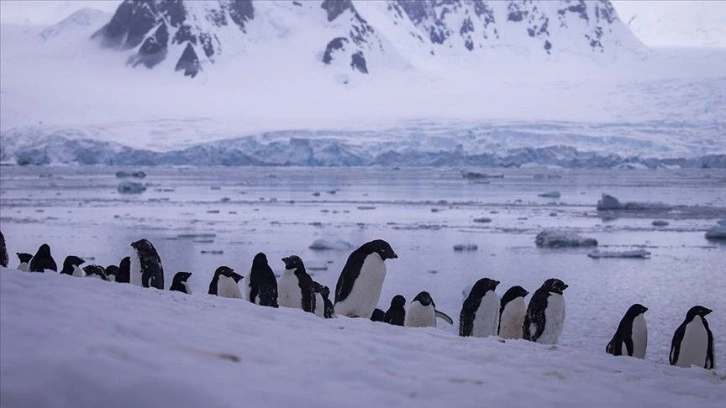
[91,0,644,78]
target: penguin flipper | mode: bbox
[624,337,634,356]
[334,255,364,303]
[704,318,714,369]
[435,310,454,325]
[669,322,687,365]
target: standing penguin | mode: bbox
[208,266,243,298]
[170,272,193,294]
[384,295,406,326]
[371,309,386,322]
[83,264,108,280]
[523,278,569,344]
[278,256,303,309]
[606,304,648,359]
[105,265,120,282]
[315,285,335,319]
[116,257,131,284]
[0,230,8,268]
[498,285,529,339]
[405,291,454,328]
[59,256,86,277]
[460,278,501,338]
[246,253,278,307]
[670,306,715,369]
[129,239,164,289]
[282,255,325,314]
[29,244,57,272]
[16,253,33,272]
[334,239,397,318]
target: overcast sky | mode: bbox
[1,0,724,47]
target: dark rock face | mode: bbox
[321,0,354,22]
[323,37,349,64]
[176,42,201,78]
[350,51,368,73]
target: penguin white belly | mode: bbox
[405,303,436,328]
[538,293,565,344]
[182,281,192,295]
[72,265,85,277]
[499,298,526,339]
[472,291,500,338]
[676,318,708,368]
[129,253,143,286]
[278,272,302,309]
[18,262,29,272]
[631,314,648,359]
[108,275,116,282]
[314,293,325,318]
[217,275,242,298]
[335,254,386,319]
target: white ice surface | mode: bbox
[1,268,725,408]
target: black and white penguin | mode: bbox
[498,285,529,339]
[83,264,108,280]
[105,265,120,282]
[16,253,33,272]
[279,255,316,312]
[170,272,193,294]
[59,255,86,277]
[371,308,386,322]
[384,295,406,326]
[0,230,8,268]
[459,278,501,337]
[116,257,131,283]
[523,278,569,344]
[315,285,335,319]
[29,244,57,272]
[334,239,397,318]
[405,291,454,328]
[606,303,648,359]
[208,266,243,298]
[246,253,278,307]
[669,305,714,369]
[129,239,164,289]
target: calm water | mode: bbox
[1,166,725,365]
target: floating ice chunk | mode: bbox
[535,230,598,248]
[117,181,146,194]
[652,220,669,227]
[717,219,726,227]
[538,191,561,198]
[453,244,478,252]
[705,226,726,240]
[115,170,146,178]
[461,171,503,180]
[473,217,492,223]
[308,239,354,251]
[597,194,670,211]
[596,194,623,210]
[587,249,651,259]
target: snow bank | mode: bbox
[1,269,724,408]
[535,230,598,248]
[587,249,651,259]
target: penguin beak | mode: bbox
[493,280,501,288]
[390,252,398,259]
[643,306,649,312]
[703,308,712,315]
[523,290,529,296]
[561,283,569,290]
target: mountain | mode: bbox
[91,0,644,78]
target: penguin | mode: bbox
[460,278,501,337]
[384,295,406,326]
[279,255,315,311]
[170,272,193,294]
[606,303,648,359]
[523,278,569,344]
[129,239,164,289]
[246,253,278,307]
[405,291,453,328]
[498,285,529,339]
[371,308,386,322]
[105,265,120,282]
[208,266,243,298]
[0,230,8,268]
[334,239,397,318]
[16,253,33,272]
[116,257,130,283]
[669,305,714,369]
[83,264,108,280]
[29,244,57,272]
[59,255,86,277]
[315,285,335,319]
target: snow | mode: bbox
[2,268,724,408]
[587,249,651,259]
[308,239,354,251]
[535,230,598,248]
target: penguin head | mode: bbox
[83,264,108,280]
[119,256,130,271]
[365,239,398,260]
[17,253,33,263]
[105,265,120,277]
[214,266,234,278]
[36,244,52,257]
[371,309,385,322]
[319,285,330,298]
[174,271,193,283]
[413,291,434,307]
[542,278,568,294]
[131,239,156,255]
[626,303,648,317]
[501,285,529,305]
[252,252,269,267]
[391,295,406,307]
[469,278,500,299]
[63,255,85,268]
[687,305,712,319]
[282,255,304,271]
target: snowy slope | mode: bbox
[1,268,724,408]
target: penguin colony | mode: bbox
[0,229,716,370]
